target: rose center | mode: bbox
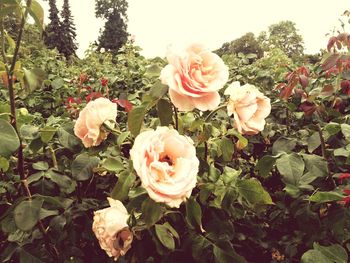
[160,155,173,166]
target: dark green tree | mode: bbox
[258,21,304,59]
[95,0,129,53]
[60,0,77,58]
[215,32,263,60]
[43,0,62,50]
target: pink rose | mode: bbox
[225,82,271,135]
[130,127,199,208]
[74,97,117,147]
[92,198,133,261]
[160,44,229,111]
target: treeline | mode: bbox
[44,0,129,59]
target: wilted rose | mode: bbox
[130,127,199,208]
[74,97,117,147]
[160,44,229,111]
[92,198,133,261]
[225,82,271,135]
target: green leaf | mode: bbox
[256,155,276,177]
[102,157,124,172]
[276,153,305,185]
[145,64,162,78]
[190,234,211,261]
[127,104,148,136]
[307,132,321,153]
[0,119,20,158]
[272,137,296,155]
[341,123,350,141]
[23,68,46,93]
[309,191,344,203]
[141,198,163,228]
[32,161,49,171]
[19,248,44,263]
[236,178,273,206]
[47,169,75,194]
[0,5,17,19]
[185,197,204,232]
[313,243,348,263]
[39,208,58,220]
[110,171,136,201]
[302,154,328,178]
[157,99,173,126]
[212,242,247,263]
[14,199,43,231]
[40,126,57,143]
[220,137,234,162]
[301,250,330,263]
[28,0,44,32]
[50,78,64,89]
[149,81,168,99]
[71,153,99,181]
[57,125,81,150]
[0,156,9,172]
[325,123,341,136]
[155,224,175,250]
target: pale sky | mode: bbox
[37,0,350,58]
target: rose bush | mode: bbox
[1,3,350,263]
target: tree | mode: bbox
[95,0,129,53]
[258,21,304,59]
[215,33,263,59]
[43,0,62,50]
[60,0,77,58]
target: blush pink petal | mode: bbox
[192,92,221,111]
[169,89,196,111]
[160,44,229,111]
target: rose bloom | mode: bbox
[74,97,117,147]
[130,127,199,208]
[160,44,229,112]
[92,198,133,261]
[225,81,271,135]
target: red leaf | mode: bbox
[339,173,350,183]
[115,99,133,112]
[299,75,308,88]
[86,92,103,102]
[101,78,108,87]
[299,102,317,116]
[322,53,341,71]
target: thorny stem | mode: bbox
[173,105,179,130]
[316,124,336,188]
[204,104,227,123]
[48,145,58,169]
[2,1,59,259]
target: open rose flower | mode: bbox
[160,44,229,111]
[74,97,117,147]
[92,198,133,261]
[130,127,199,208]
[225,81,271,135]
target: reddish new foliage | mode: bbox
[101,78,108,87]
[112,99,133,112]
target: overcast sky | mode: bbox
[37,0,350,58]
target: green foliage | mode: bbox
[1,3,350,263]
[258,20,304,60]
